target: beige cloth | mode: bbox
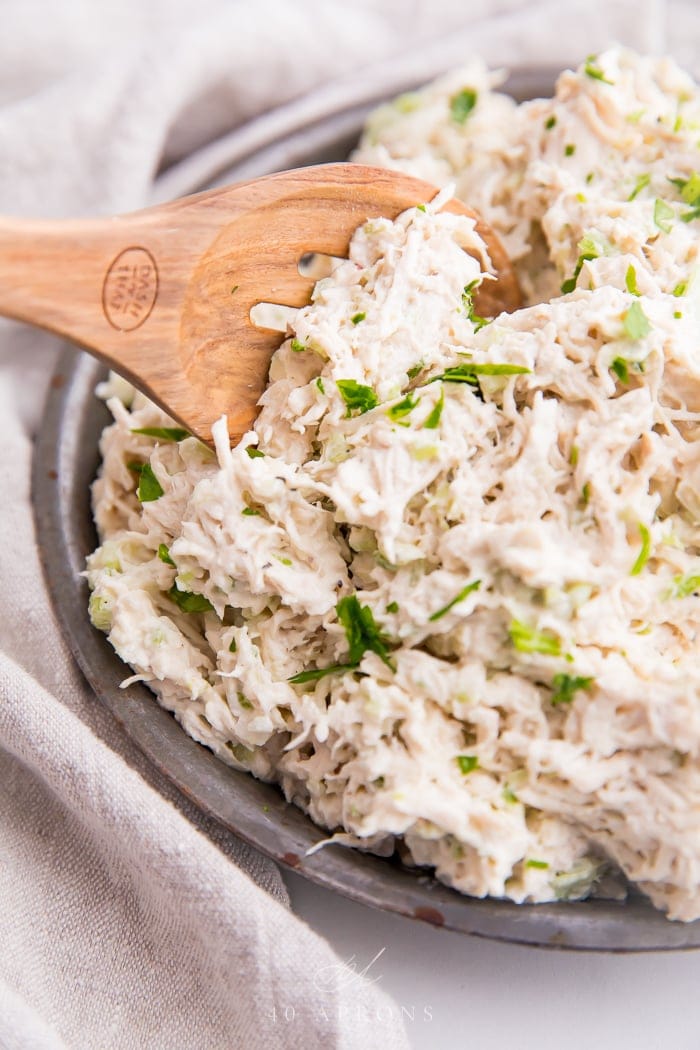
[0,2,680,1047]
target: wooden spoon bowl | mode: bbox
[0,163,521,444]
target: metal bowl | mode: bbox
[32,69,700,951]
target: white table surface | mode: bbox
[284,870,700,1049]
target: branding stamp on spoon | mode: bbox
[102,247,159,331]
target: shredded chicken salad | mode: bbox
[87,48,700,920]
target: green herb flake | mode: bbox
[581,481,591,506]
[423,387,444,430]
[290,338,306,352]
[509,620,562,657]
[385,601,399,614]
[228,637,237,653]
[674,310,683,319]
[438,362,530,383]
[551,673,594,705]
[450,88,478,124]
[671,573,700,598]
[407,361,424,380]
[337,594,394,668]
[673,281,687,297]
[462,280,488,330]
[336,379,378,416]
[288,663,357,685]
[242,506,261,516]
[351,312,366,325]
[625,264,641,295]
[131,426,190,442]
[630,522,652,576]
[167,585,214,614]
[627,173,650,201]
[315,377,325,395]
[565,144,576,157]
[276,556,293,566]
[561,236,601,293]
[237,692,253,710]
[622,301,651,340]
[157,543,175,566]
[584,57,614,85]
[611,357,630,383]
[569,445,579,467]
[525,859,550,870]
[387,392,419,425]
[669,171,700,206]
[503,786,519,804]
[545,115,557,130]
[416,203,427,213]
[456,754,479,775]
[428,579,481,622]
[246,447,265,459]
[653,198,675,233]
[585,172,595,184]
[134,463,164,502]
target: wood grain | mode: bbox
[0,163,521,444]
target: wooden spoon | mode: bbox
[0,163,521,444]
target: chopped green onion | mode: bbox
[242,506,260,516]
[525,859,550,870]
[423,387,444,429]
[228,637,237,653]
[545,115,557,130]
[653,198,674,233]
[630,522,652,576]
[627,173,650,201]
[561,236,601,293]
[551,673,594,705]
[622,301,651,340]
[584,56,613,84]
[625,264,641,295]
[509,620,562,657]
[290,338,306,352]
[387,393,419,425]
[157,543,175,566]
[131,462,164,502]
[167,585,213,614]
[336,379,378,416]
[450,88,478,124]
[428,580,481,622]
[246,447,265,459]
[456,754,479,774]
[611,357,630,383]
[407,361,424,380]
[565,144,576,156]
[315,377,325,394]
[672,281,687,297]
[289,663,357,684]
[462,280,488,330]
[351,312,366,325]
[385,601,399,614]
[670,573,700,598]
[581,481,591,506]
[337,594,394,668]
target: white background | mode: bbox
[285,870,700,1050]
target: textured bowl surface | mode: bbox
[32,70,700,950]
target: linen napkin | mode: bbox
[0,2,674,1048]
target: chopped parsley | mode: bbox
[672,281,687,297]
[436,362,530,383]
[228,637,237,653]
[351,311,366,325]
[509,620,562,657]
[653,198,674,233]
[622,301,651,340]
[423,387,444,430]
[245,446,265,459]
[462,280,488,330]
[387,392,419,425]
[449,88,478,124]
[565,144,576,156]
[289,596,395,683]
[551,673,594,705]
[336,379,378,416]
[128,461,164,502]
[625,264,640,296]
[525,859,550,870]
[584,56,613,84]
[241,506,261,516]
[385,601,399,614]
[630,522,652,576]
[131,426,189,442]
[290,338,306,352]
[167,585,214,614]
[157,543,175,566]
[428,579,481,622]
[627,173,650,201]
[315,377,325,394]
[545,115,557,130]
[406,361,424,380]
[669,171,700,210]
[456,754,479,775]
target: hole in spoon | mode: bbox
[297,252,342,279]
